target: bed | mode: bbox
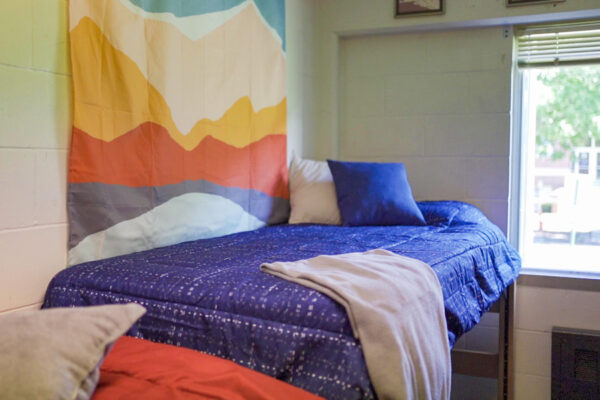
[43,201,521,399]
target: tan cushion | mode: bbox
[0,303,146,400]
[288,156,342,225]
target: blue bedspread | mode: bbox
[43,201,520,399]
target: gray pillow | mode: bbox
[0,303,146,400]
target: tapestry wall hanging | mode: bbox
[67,0,288,264]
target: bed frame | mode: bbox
[451,284,516,400]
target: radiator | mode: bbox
[552,327,600,400]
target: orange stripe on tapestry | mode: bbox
[69,125,289,199]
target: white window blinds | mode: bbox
[516,21,600,68]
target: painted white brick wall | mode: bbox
[286,0,320,160]
[338,27,512,232]
[0,0,70,314]
[513,286,600,399]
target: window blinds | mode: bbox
[516,20,600,68]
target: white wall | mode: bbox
[514,285,600,399]
[339,26,512,231]
[0,0,319,315]
[312,0,600,161]
[286,0,320,160]
[0,0,70,314]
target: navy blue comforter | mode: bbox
[43,201,520,399]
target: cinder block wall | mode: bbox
[338,27,511,232]
[0,0,71,314]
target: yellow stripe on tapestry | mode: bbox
[71,17,286,150]
[70,0,286,132]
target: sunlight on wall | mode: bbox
[0,0,71,314]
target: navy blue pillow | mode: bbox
[327,160,426,226]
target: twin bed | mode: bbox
[43,201,520,399]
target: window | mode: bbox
[515,22,600,275]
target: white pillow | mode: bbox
[0,303,146,400]
[288,156,342,225]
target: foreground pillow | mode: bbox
[327,160,426,226]
[288,156,341,225]
[0,303,146,400]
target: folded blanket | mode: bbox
[261,249,450,400]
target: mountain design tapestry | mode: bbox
[67,0,288,265]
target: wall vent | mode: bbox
[552,327,600,400]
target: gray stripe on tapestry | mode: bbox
[68,181,290,249]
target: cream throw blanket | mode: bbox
[261,249,451,400]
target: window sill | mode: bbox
[518,269,600,292]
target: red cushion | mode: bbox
[92,336,323,400]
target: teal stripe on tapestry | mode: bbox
[255,0,285,51]
[127,0,286,51]
[129,0,246,15]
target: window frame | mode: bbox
[510,26,600,281]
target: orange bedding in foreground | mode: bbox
[92,336,323,400]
